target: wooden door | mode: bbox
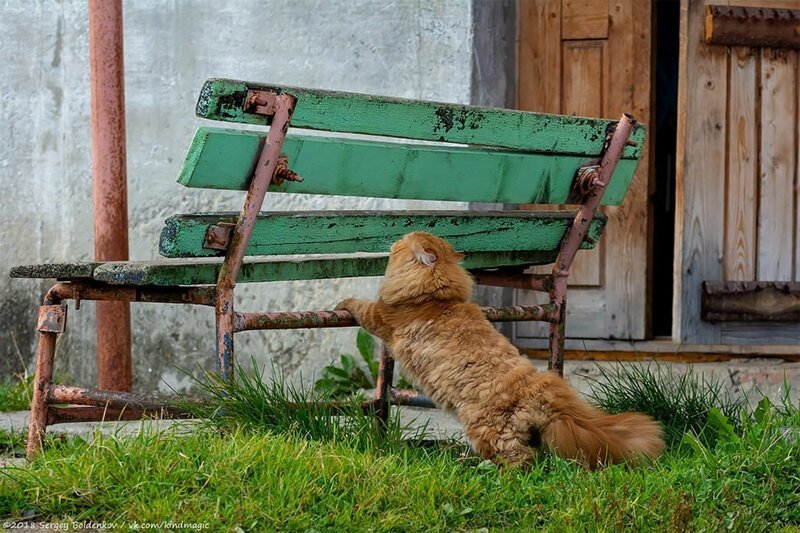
[674,0,800,345]
[514,0,652,342]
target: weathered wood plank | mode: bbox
[91,251,561,286]
[602,0,652,340]
[674,0,727,343]
[702,281,800,321]
[705,5,800,50]
[720,322,800,345]
[724,47,757,281]
[796,58,800,283]
[196,78,645,159]
[517,0,561,114]
[757,48,796,281]
[159,211,606,258]
[178,127,639,206]
[562,0,609,40]
[9,262,100,280]
[561,40,607,287]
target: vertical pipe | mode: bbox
[89,0,132,391]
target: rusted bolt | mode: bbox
[244,90,277,116]
[575,165,602,197]
[203,222,236,251]
[273,155,303,185]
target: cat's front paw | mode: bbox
[334,298,357,312]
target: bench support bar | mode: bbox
[215,93,296,380]
[547,113,636,374]
[233,303,558,332]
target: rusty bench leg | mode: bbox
[215,285,235,380]
[27,300,67,460]
[374,342,395,431]
[548,293,567,376]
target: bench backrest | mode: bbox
[161,79,643,260]
[182,79,642,205]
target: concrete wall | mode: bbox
[0,0,474,391]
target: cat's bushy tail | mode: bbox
[534,373,664,469]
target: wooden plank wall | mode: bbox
[516,0,651,342]
[675,0,800,345]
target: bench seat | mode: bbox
[12,210,605,285]
[11,251,559,286]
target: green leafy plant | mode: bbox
[314,328,413,398]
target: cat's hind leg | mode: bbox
[463,419,535,468]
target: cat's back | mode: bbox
[392,300,517,361]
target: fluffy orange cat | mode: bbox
[336,231,664,468]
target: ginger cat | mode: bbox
[336,231,664,469]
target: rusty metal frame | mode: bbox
[25,103,635,459]
[215,93,296,380]
[544,114,636,374]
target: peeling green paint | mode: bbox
[159,211,606,258]
[195,78,645,159]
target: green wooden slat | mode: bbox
[159,211,606,258]
[177,128,638,205]
[92,251,559,286]
[196,78,644,159]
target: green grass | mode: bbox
[1,365,798,531]
[585,362,747,447]
[0,375,33,412]
[179,359,427,453]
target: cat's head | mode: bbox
[379,231,474,305]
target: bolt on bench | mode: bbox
[11,78,643,460]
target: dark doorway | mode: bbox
[651,0,680,336]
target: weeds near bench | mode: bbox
[0,374,33,413]
[313,328,413,399]
[182,358,425,453]
[585,362,747,447]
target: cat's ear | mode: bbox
[410,242,437,266]
[415,249,437,266]
[451,251,465,262]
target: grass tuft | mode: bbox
[0,374,33,412]
[180,360,426,453]
[585,362,747,446]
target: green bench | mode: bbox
[11,78,643,459]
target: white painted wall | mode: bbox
[0,0,473,391]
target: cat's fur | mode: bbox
[336,231,664,468]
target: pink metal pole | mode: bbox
[89,0,132,392]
